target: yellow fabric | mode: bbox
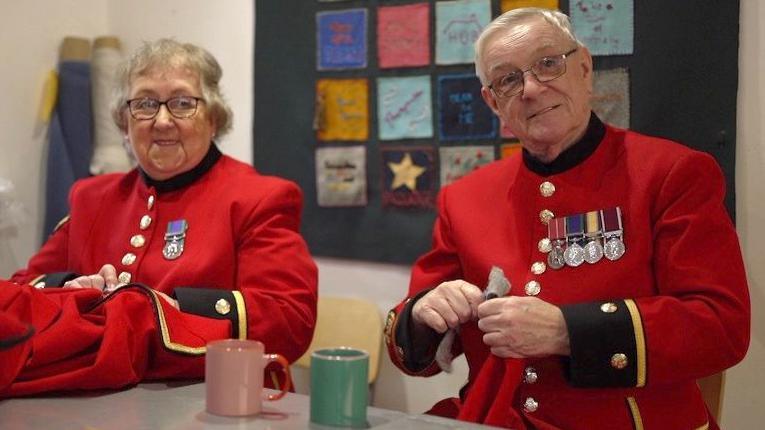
[38,70,58,123]
[295,296,383,383]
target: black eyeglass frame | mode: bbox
[488,47,579,99]
[125,96,205,120]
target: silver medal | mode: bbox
[604,237,626,261]
[548,245,566,269]
[564,242,585,267]
[163,239,184,260]
[583,239,604,264]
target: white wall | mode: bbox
[0,0,108,275]
[1,0,764,422]
[722,0,765,426]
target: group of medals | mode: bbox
[544,207,626,269]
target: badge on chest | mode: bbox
[163,219,188,260]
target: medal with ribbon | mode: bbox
[601,207,626,261]
[162,219,188,260]
[563,214,586,267]
[583,210,605,264]
[547,217,566,270]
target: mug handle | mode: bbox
[263,353,291,401]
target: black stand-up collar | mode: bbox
[139,144,222,193]
[522,113,606,177]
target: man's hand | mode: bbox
[477,296,570,358]
[412,280,484,333]
[63,264,119,293]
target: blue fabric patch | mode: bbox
[570,0,634,56]
[317,9,368,70]
[437,74,497,141]
[377,76,433,140]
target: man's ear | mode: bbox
[578,46,594,94]
[480,86,501,117]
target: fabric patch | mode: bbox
[500,0,560,12]
[592,67,630,128]
[381,146,435,208]
[500,142,522,159]
[570,0,634,56]
[438,74,497,140]
[316,146,367,207]
[439,145,495,187]
[315,78,368,141]
[378,3,430,68]
[378,76,433,140]
[317,9,368,70]
[435,0,492,65]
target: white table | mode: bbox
[0,382,501,429]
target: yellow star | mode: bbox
[388,152,425,191]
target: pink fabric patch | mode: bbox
[377,3,430,68]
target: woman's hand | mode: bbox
[63,264,119,293]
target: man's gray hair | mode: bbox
[111,38,233,138]
[474,8,582,85]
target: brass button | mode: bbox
[524,367,538,384]
[147,195,155,210]
[539,181,556,197]
[34,281,46,289]
[215,298,231,315]
[538,237,552,253]
[140,215,152,230]
[118,271,132,284]
[130,234,146,248]
[600,302,618,313]
[525,280,541,296]
[121,253,137,266]
[611,353,629,369]
[531,261,546,275]
[523,397,538,413]
[539,209,555,225]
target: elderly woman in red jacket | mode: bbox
[6,39,317,395]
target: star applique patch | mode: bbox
[381,146,435,208]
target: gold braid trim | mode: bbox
[232,290,247,340]
[626,397,644,430]
[149,289,206,355]
[624,299,647,387]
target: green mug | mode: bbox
[310,347,369,428]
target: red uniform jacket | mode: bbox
[7,146,318,391]
[0,279,233,397]
[385,118,750,430]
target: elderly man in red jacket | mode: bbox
[385,7,750,430]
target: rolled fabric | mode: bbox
[43,37,93,237]
[90,36,133,174]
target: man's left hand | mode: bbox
[477,296,570,358]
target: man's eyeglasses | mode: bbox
[488,48,578,99]
[126,96,204,120]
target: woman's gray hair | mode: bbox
[111,38,233,138]
[474,8,582,85]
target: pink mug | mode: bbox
[205,339,291,416]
